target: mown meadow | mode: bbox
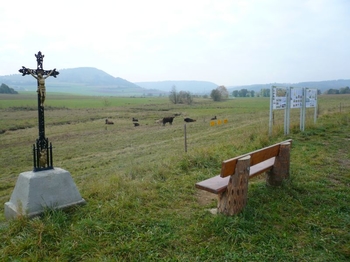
[0,93,349,261]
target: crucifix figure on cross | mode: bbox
[27,69,55,106]
[20,51,59,107]
[19,51,59,171]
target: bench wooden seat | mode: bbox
[195,157,276,194]
[195,139,292,215]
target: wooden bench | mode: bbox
[195,139,292,215]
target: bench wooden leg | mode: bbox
[266,142,291,186]
[217,155,250,216]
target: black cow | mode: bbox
[105,119,114,125]
[162,116,175,126]
[211,116,217,120]
[184,117,196,123]
[133,122,140,127]
[132,117,138,122]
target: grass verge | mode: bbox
[0,96,349,261]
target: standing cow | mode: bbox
[162,116,175,126]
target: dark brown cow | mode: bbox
[162,116,175,126]
[184,117,196,123]
[105,119,114,124]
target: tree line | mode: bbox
[168,85,265,104]
[169,85,231,104]
[168,84,348,105]
[326,86,350,94]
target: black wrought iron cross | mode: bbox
[19,51,59,171]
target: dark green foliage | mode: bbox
[327,88,340,94]
[238,88,249,97]
[327,86,350,94]
[0,83,18,94]
[340,86,350,94]
[210,88,222,101]
[236,88,257,97]
[211,86,228,101]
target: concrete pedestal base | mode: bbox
[4,167,86,220]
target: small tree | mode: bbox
[217,85,229,99]
[211,86,228,101]
[239,89,248,97]
[210,89,222,101]
[169,87,194,104]
[178,91,193,105]
[169,85,179,104]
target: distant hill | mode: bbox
[135,80,219,94]
[1,67,349,96]
[56,67,140,87]
[0,67,157,96]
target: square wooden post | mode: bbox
[217,155,250,215]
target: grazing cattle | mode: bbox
[132,117,138,122]
[162,116,175,126]
[133,122,140,127]
[155,118,163,124]
[105,119,114,125]
[184,117,196,123]
[211,116,217,120]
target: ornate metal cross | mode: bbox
[19,51,59,171]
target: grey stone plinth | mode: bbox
[4,168,86,220]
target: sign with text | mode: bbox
[305,88,317,108]
[272,87,287,110]
[290,87,303,108]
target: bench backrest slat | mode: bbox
[220,139,292,178]
[250,144,280,166]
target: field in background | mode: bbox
[0,94,349,260]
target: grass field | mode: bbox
[0,94,349,261]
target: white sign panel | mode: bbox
[305,88,317,108]
[272,87,287,110]
[290,87,303,108]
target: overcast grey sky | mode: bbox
[1,0,349,86]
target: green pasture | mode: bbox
[0,93,168,109]
[0,94,349,261]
